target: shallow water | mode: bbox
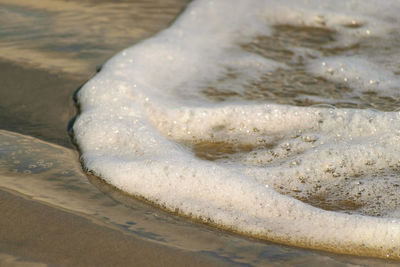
[1,0,400,265]
[1,129,397,266]
[73,0,400,259]
[209,24,400,111]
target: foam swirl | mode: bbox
[74,0,400,258]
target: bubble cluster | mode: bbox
[74,0,400,259]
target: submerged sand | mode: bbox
[0,64,397,267]
[1,0,400,265]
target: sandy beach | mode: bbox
[1,0,400,266]
[0,188,227,267]
[1,1,227,265]
[0,1,230,264]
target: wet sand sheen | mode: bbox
[73,0,400,260]
[1,0,400,265]
[0,56,398,267]
[3,129,394,266]
[0,130,238,266]
[0,188,225,267]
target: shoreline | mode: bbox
[0,54,237,265]
[2,0,400,264]
[0,121,397,266]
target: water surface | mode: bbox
[1,0,400,265]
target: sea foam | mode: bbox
[74,0,400,258]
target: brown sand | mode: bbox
[0,60,79,148]
[0,64,397,267]
[0,1,230,265]
[1,0,400,265]
[0,188,227,267]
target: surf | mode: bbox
[73,0,400,259]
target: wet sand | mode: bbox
[1,62,398,267]
[2,127,382,267]
[0,188,226,267]
[1,0,400,265]
[0,61,239,265]
[0,60,78,148]
[1,1,227,265]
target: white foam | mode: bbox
[74,0,400,258]
[308,57,400,96]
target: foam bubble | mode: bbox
[74,0,400,259]
[308,57,400,96]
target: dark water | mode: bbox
[0,0,399,265]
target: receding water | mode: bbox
[1,0,400,265]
